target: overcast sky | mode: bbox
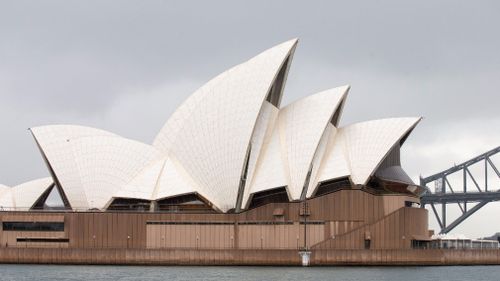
[0,0,499,237]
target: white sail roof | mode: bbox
[0,184,13,210]
[306,123,338,197]
[154,156,201,201]
[113,155,202,203]
[153,39,297,211]
[30,125,118,209]
[243,86,349,205]
[113,158,166,201]
[12,177,53,209]
[278,86,349,200]
[309,124,350,197]
[68,136,163,209]
[342,117,421,185]
[313,117,421,190]
[242,117,288,208]
[31,125,164,210]
[0,178,53,210]
[18,39,423,213]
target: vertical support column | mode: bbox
[233,222,239,249]
[298,200,311,266]
[149,201,158,212]
[419,176,426,208]
[463,168,467,193]
[441,176,446,231]
[485,157,488,192]
[463,168,467,212]
[442,203,447,231]
[303,201,308,250]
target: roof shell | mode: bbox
[113,155,202,203]
[68,135,164,209]
[0,177,53,210]
[278,86,349,200]
[30,125,165,210]
[308,124,350,197]
[30,125,118,209]
[305,123,337,197]
[0,184,13,210]
[19,40,424,213]
[243,86,349,205]
[239,101,280,209]
[310,118,421,196]
[113,158,166,201]
[242,116,288,207]
[339,117,421,186]
[154,156,201,201]
[153,39,298,212]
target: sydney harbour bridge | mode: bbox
[420,146,500,234]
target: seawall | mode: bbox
[0,248,499,266]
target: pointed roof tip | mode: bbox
[339,85,351,98]
[281,85,351,108]
[324,84,350,94]
[379,116,422,121]
[284,37,299,44]
[330,85,350,102]
[339,116,423,131]
[274,38,299,50]
[412,116,424,128]
[403,116,424,131]
[401,116,424,124]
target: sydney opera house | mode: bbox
[0,39,438,265]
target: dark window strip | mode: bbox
[16,238,69,243]
[299,221,326,225]
[146,221,233,225]
[146,221,296,226]
[238,221,294,225]
[2,222,64,232]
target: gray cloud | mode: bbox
[1,0,499,237]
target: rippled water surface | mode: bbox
[0,265,499,281]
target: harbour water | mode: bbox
[0,265,499,281]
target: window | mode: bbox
[2,222,64,232]
[314,177,351,197]
[405,201,415,207]
[17,238,69,243]
[364,239,371,249]
[248,186,289,209]
[411,240,429,249]
[157,193,216,213]
[107,198,151,211]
